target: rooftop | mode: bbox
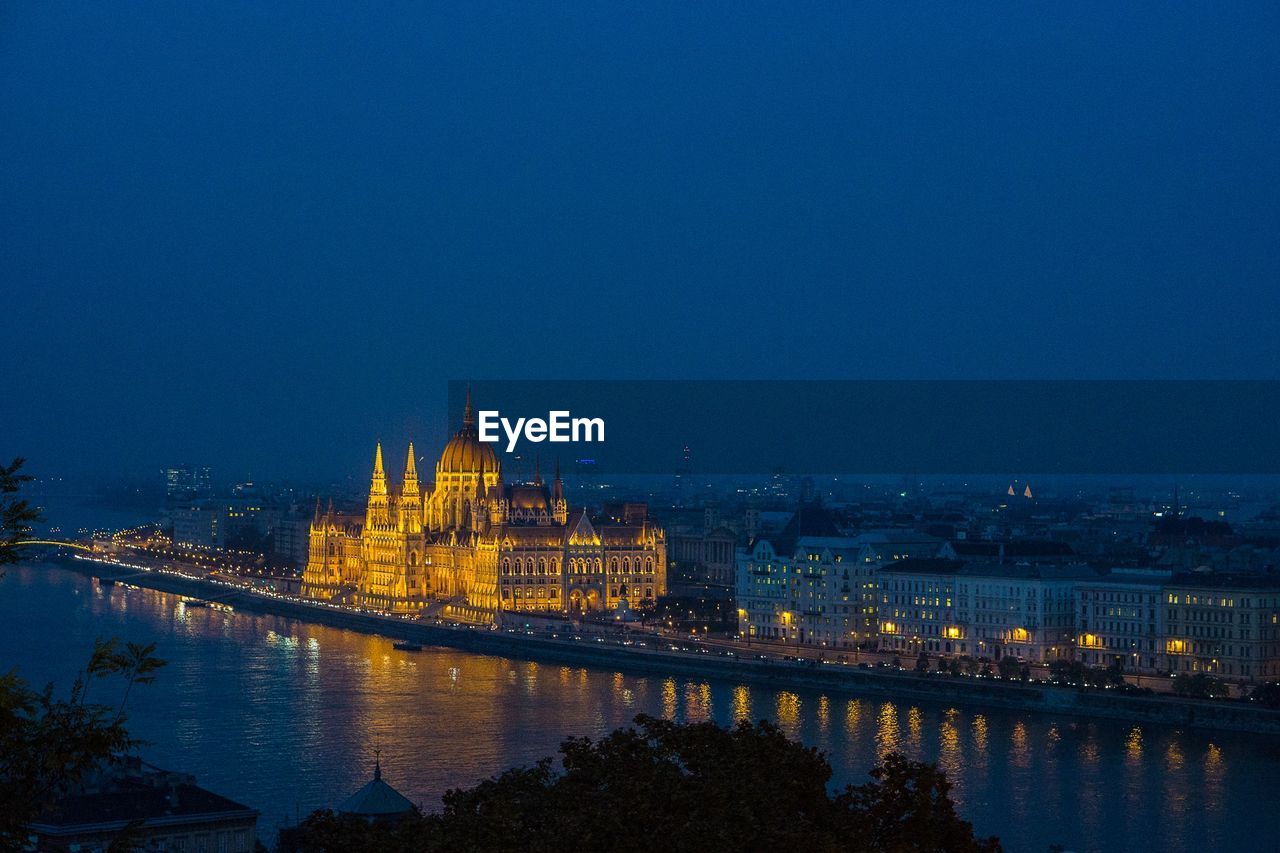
[33,761,256,836]
[337,762,416,818]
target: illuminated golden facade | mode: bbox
[302,393,666,623]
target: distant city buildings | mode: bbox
[667,505,738,588]
[163,465,213,503]
[734,491,1280,683]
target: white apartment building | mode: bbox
[736,536,873,649]
[1073,568,1168,671]
[879,559,1096,662]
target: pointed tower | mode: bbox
[552,456,567,524]
[372,442,386,491]
[400,442,421,533]
[367,441,389,526]
[402,442,419,498]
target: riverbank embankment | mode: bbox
[62,555,1280,736]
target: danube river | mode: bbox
[4,563,1279,852]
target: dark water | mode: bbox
[3,563,1278,853]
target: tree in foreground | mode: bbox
[1,457,41,576]
[0,638,167,847]
[287,715,1000,853]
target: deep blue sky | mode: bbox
[3,3,1278,482]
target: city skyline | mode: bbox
[5,3,1280,851]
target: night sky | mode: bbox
[3,3,1278,482]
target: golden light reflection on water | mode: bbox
[661,678,678,718]
[1008,720,1032,822]
[844,699,863,739]
[731,685,751,723]
[1011,720,1030,769]
[938,709,962,800]
[1125,726,1143,764]
[1162,738,1188,835]
[906,706,923,751]
[969,715,988,773]
[776,691,801,738]
[876,702,900,757]
[611,672,635,708]
[817,695,830,733]
[1204,743,1225,816]
[684,682,712,722]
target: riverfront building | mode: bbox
[1159,572,1280,679]
[737,534,872,649]
[878,559,1092,661]
[301,392,667,623]
[1073,568,1168,671]
[733,513,1280,683]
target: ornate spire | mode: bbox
[313,496,322,524]
[533,454,542,485]
[403,442,419,497]
[552,456,566,523]
[462,384,475,430]
[370,442,387,496]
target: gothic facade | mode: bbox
[301,394,666,623]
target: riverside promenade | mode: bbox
[62,553,1280,736]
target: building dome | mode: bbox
[438,429,499,474]
[436,390,499,474]
[337,758,415,823]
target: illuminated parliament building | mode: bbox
[301,393,667,623]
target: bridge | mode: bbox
[18,539,95,553]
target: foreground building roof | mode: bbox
[337,761,416,819]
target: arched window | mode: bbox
[539,558,547,576]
